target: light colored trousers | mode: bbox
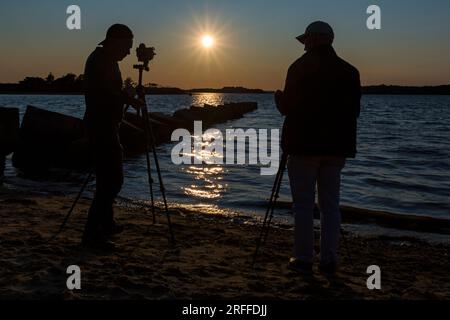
[287,155,346,264]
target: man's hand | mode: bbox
[122,89,145,111]
[129,97,146,110]
[275,90,286,115]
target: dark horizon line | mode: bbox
[1,78,450,95]
[2,82,450,89]
[1,72,449,92]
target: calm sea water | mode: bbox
[1,93,449,220]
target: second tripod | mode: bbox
[252,153,288,267]
[133,44,174,244]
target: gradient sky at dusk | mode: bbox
[1,0,450,90]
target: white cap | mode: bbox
[296,21,334,44]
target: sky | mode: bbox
[1,0,450,90]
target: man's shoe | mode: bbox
[81,233,116,251]
[319,261,337,276]
[287,257,313,274]
[102,222,124,236]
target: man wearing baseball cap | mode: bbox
[275,21,361,275]
[82,24,144,249]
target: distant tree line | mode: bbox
[0,73,84,94]
[362,85,450,95]
[1,74,449,95]
[0,74,187,95]
[0,75,269,95]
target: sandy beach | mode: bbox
[0,186,449,300]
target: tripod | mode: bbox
[133,58,175,244]
[252,153,288,267]
[251,153,354,269]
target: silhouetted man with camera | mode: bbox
[275,21,361,275]
[82,24,144,249]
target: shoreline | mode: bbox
[274,200,450,236]
[2,91,450,96]
[0,186,449,299]
[3,183,450,237]
[0,91,273,96]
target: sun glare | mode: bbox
[181,13,231,68]
[201,35,214,48]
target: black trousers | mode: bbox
[84,129,124,236]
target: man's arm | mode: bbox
[275,63,302,116]
[274,90,287,115]
[353,69,362,118]
[85,61,144,110]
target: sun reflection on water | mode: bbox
[182,165,227,199]
[191,93,225,107]
[170,202,238,216]
[177,94,230,202]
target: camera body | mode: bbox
[136,43,156,66]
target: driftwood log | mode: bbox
[0,107,20,177]
[0,107,20,155]
[12,102,258,171]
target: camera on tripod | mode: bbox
[136,43,156,69]
[129,42,174,243]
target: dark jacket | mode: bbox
[83,47,127,142]
[280,45,361,158]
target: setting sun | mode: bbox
[201,35,214,48]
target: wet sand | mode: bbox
[0,187,449,300]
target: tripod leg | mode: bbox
[141,106,175,243]
[48,170,93,242]
[149,124,175,244]
[252,177,281,267]
[144,147,156,224]
[262,155,287,246]
[252,153,287,267]
[134,98,156,225]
